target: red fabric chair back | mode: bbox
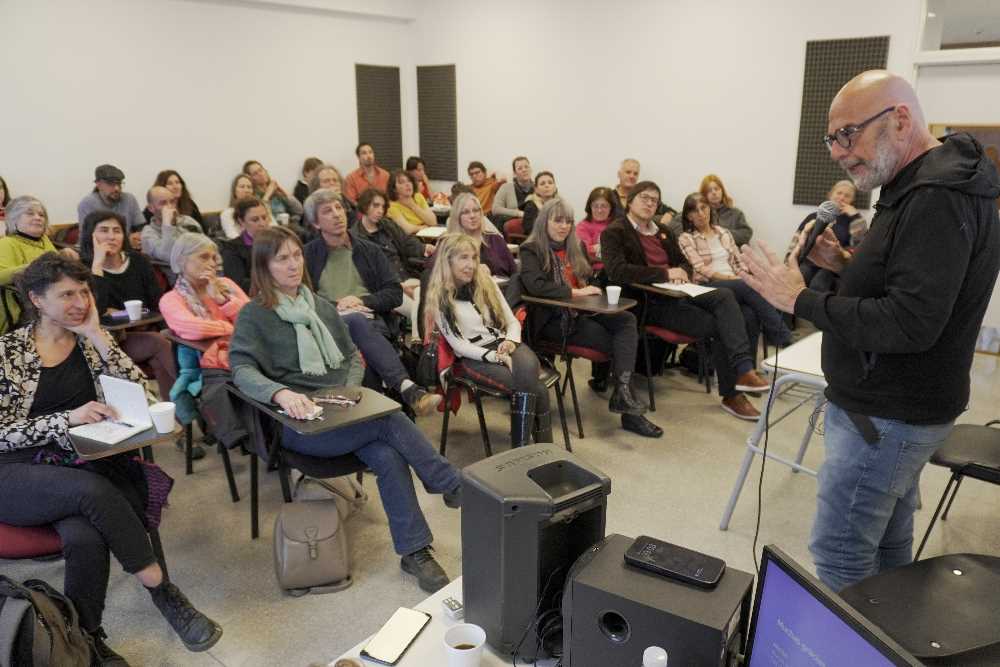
[0,523,62,559]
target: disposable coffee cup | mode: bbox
[443,623,486,667]
[124,300,143,321]
[276,212,290,226]
[149,402,176,434]
[606,285,622,305]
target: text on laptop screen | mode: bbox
[748,558,897,666]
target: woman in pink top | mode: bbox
[159,233,251,451]
[159,233,249,370]
[575,187,615,271]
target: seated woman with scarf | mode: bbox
[424,233,553,447]
[229,226,462,594]
[520,197,663,438]
[159,233,251,457]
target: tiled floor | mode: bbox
[5,350,1000,666]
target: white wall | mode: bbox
[408,0,921,251]
[1,0,416,222]
[917,62,1000,332]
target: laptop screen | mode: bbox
[745,546,920,666]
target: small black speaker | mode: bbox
[562,534,754,667]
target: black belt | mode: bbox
[845,410,880,445]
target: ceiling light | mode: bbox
[927,11,936,18]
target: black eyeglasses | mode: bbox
[822,106,896,151]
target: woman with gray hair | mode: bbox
[520,198,662,438]
[160,233,251,455]
[0,196,79,332]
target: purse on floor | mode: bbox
[272,476,367,597]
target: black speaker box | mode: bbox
[562,534,754,667]
[461,445,611,662]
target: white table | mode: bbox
[333,577,557,666]
[719,333,828,530]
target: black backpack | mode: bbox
[0,576,92,667]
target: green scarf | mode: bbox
[274,286,345,376]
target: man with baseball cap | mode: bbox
[77,164,145,231]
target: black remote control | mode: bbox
[624,535,726,588]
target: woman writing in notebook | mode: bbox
[0,253,221,664]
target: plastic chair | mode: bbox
[841,553,1000,664]
[914,420,1000,560]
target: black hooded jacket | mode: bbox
[794,133,1000,423]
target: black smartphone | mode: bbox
[624,535,726,589]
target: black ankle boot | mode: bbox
[533,407,554,444]
[148,582,223,652]
[90,628,130,666]
[608,371,647,415]
[510,391,536,448]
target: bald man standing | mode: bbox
[741,70,1000,590]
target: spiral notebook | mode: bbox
[68,375,152,445]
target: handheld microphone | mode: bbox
[797,200,840,262]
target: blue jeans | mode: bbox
[282,412,460,556]
[342,311,408,391]
[809,402,954,591]
[708,279,792,346]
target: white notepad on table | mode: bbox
[415,226,447,240]
[652,282,717,298]
[68,375,152,445]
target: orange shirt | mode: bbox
[344,166,390,203]
[471,176,502,215]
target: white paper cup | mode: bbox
[606,285,622,305]
[276,212,290,226]
[124,299,143,321]
[443,623,486,667]
[149,402,176,434]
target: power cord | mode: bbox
[511,566,564,666]
[751,345,780,575]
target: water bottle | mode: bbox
[643,645,668,666]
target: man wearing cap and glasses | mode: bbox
[77,164,145,233]
[739,70,1000,591]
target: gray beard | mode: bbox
[842,129,897,192]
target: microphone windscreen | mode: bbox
[816,200,840,224]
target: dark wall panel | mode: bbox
[416,64,458,181]
[355,64,403,170]
[793,36,890,208]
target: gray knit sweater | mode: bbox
[229,294,365,404]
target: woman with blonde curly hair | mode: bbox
[424,233,551,447]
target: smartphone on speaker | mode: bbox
[625,535,726,588]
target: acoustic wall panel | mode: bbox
[793,36,890,208]
[416,64,458,181]
[355,64,403,170]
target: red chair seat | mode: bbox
[0,523,62,559]
[565,345,610,363]
[644,325,696,346]
[535,340,610,363]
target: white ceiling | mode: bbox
[928,0,1000,45]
